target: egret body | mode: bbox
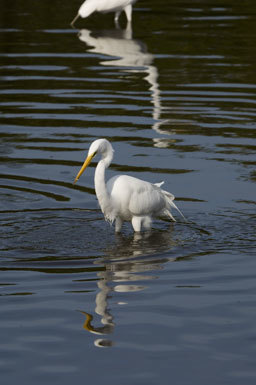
[74,138,185,232]
[71,0,138,27]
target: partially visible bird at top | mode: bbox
[71,0,138,27]
[73,138,185,233]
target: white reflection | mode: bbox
[78,25,171,144]
[80,228,179,347]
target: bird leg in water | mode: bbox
[132,216,143,232]
[71,13,80,27]
[114,11,122,28]
[115,217,123,232]
[142,216,152,230]
[124,4,132,22]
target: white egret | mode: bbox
[71,0,138,27]
[73,138,185,232]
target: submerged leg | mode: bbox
[115,217,123,232]
[124,4,132,22]
[142,216,152,230]
[131,216,142,232]
[114,10,121,26]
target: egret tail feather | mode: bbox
[154,181,164,187]
[170,201,186,221]
[162,189,186,221]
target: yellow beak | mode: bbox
[73,153,94,184]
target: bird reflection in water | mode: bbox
[77,25,173,147]
[79,227,179,347]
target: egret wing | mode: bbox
[128,182,166,216]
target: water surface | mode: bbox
[0,1,256,384]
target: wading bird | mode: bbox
[73,139,185,233]
[71,0,138,27]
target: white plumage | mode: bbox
[74,138,185,232]
[71,0,138,27]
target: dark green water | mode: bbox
[0,0,256,384]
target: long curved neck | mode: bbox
[94,155,114,221]
[94,159,109,205]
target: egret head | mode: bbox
[73,138,114,184]
[89,138,114,158]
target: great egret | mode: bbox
[71,0,138,27]
[73,138,185,232]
